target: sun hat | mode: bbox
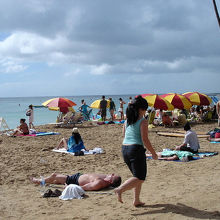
[72,128,79,133]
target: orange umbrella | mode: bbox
[160,93,192,109]
[141,94,174,110]
[182,92,212,106]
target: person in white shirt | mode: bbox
[175,122,200,153]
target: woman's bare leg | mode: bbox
[115,177,142,205]
[133,180,145,207]
[56,138,68,149]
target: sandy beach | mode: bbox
[1,121,220,220]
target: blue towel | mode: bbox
[36,132,60,136]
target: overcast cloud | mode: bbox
[0,0,219,97]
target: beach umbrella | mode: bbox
[90,99,110,109]
[160,93,192,109]
[42,97,77,113]
[138,93,154,98]
[142,94,174,110]
[182,92,212,106]
[48,106,75,112]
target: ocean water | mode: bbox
[0,94,134,129]
[0,93,219,129]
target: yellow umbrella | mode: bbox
[160,93,192,109]
[143,94,174,110]
[182,92,212,106]
[90,99,110,109]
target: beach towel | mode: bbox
[52,147,104,155]
[59,184,85,200]
[17,132,60,137]
[157,132,209,138]
[146,151,218,162]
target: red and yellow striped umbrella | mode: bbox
[42,97,77,113]
[182,92,212,106]
[160,93,192,109]
[141,94,174,110]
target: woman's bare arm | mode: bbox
[141,119,158,160]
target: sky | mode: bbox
[0,0,220,97]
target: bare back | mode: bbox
[78,173,107,186]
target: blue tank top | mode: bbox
[123,118,145,145]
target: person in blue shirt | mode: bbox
[79,100,91,121]
[55,127,86,153]
[114,95,157,207]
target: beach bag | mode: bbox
[26,110,31,116]
[207,128,220,138]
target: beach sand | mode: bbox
[1,121,220,220]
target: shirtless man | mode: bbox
[30,173,121,191]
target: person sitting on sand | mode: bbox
[11,118,29,136]
[146,149,194,161]
[30,173,121,191]
[55,127,86,153]
[175,122,200,153]
[162,112,173,127]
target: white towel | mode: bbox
[59,184,85,200]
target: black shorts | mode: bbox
[66,173,82,185]
[122,145,147,180]
[101,109,107,117]
[180,146,198,154]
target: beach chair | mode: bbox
[62,112,83,127]
[0,117,11,134]
[50,112,83,128]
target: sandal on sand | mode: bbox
[43,189,53,198]
[43,189,62,198]
[52,189,62,197]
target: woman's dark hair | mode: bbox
[29,105,33,109]
[72,132,82,144]
[20,118,26,123]
[126,95,148,125]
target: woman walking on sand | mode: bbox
[115,95,158,207]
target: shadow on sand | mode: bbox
[132,203,220,219]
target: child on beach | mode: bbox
[114,95,158,207]
[11,118,29,136]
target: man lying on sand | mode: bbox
[30,173,121,191]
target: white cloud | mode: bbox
[0,0,219,96]
[0,58,27,73]
[90,63,111,75]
